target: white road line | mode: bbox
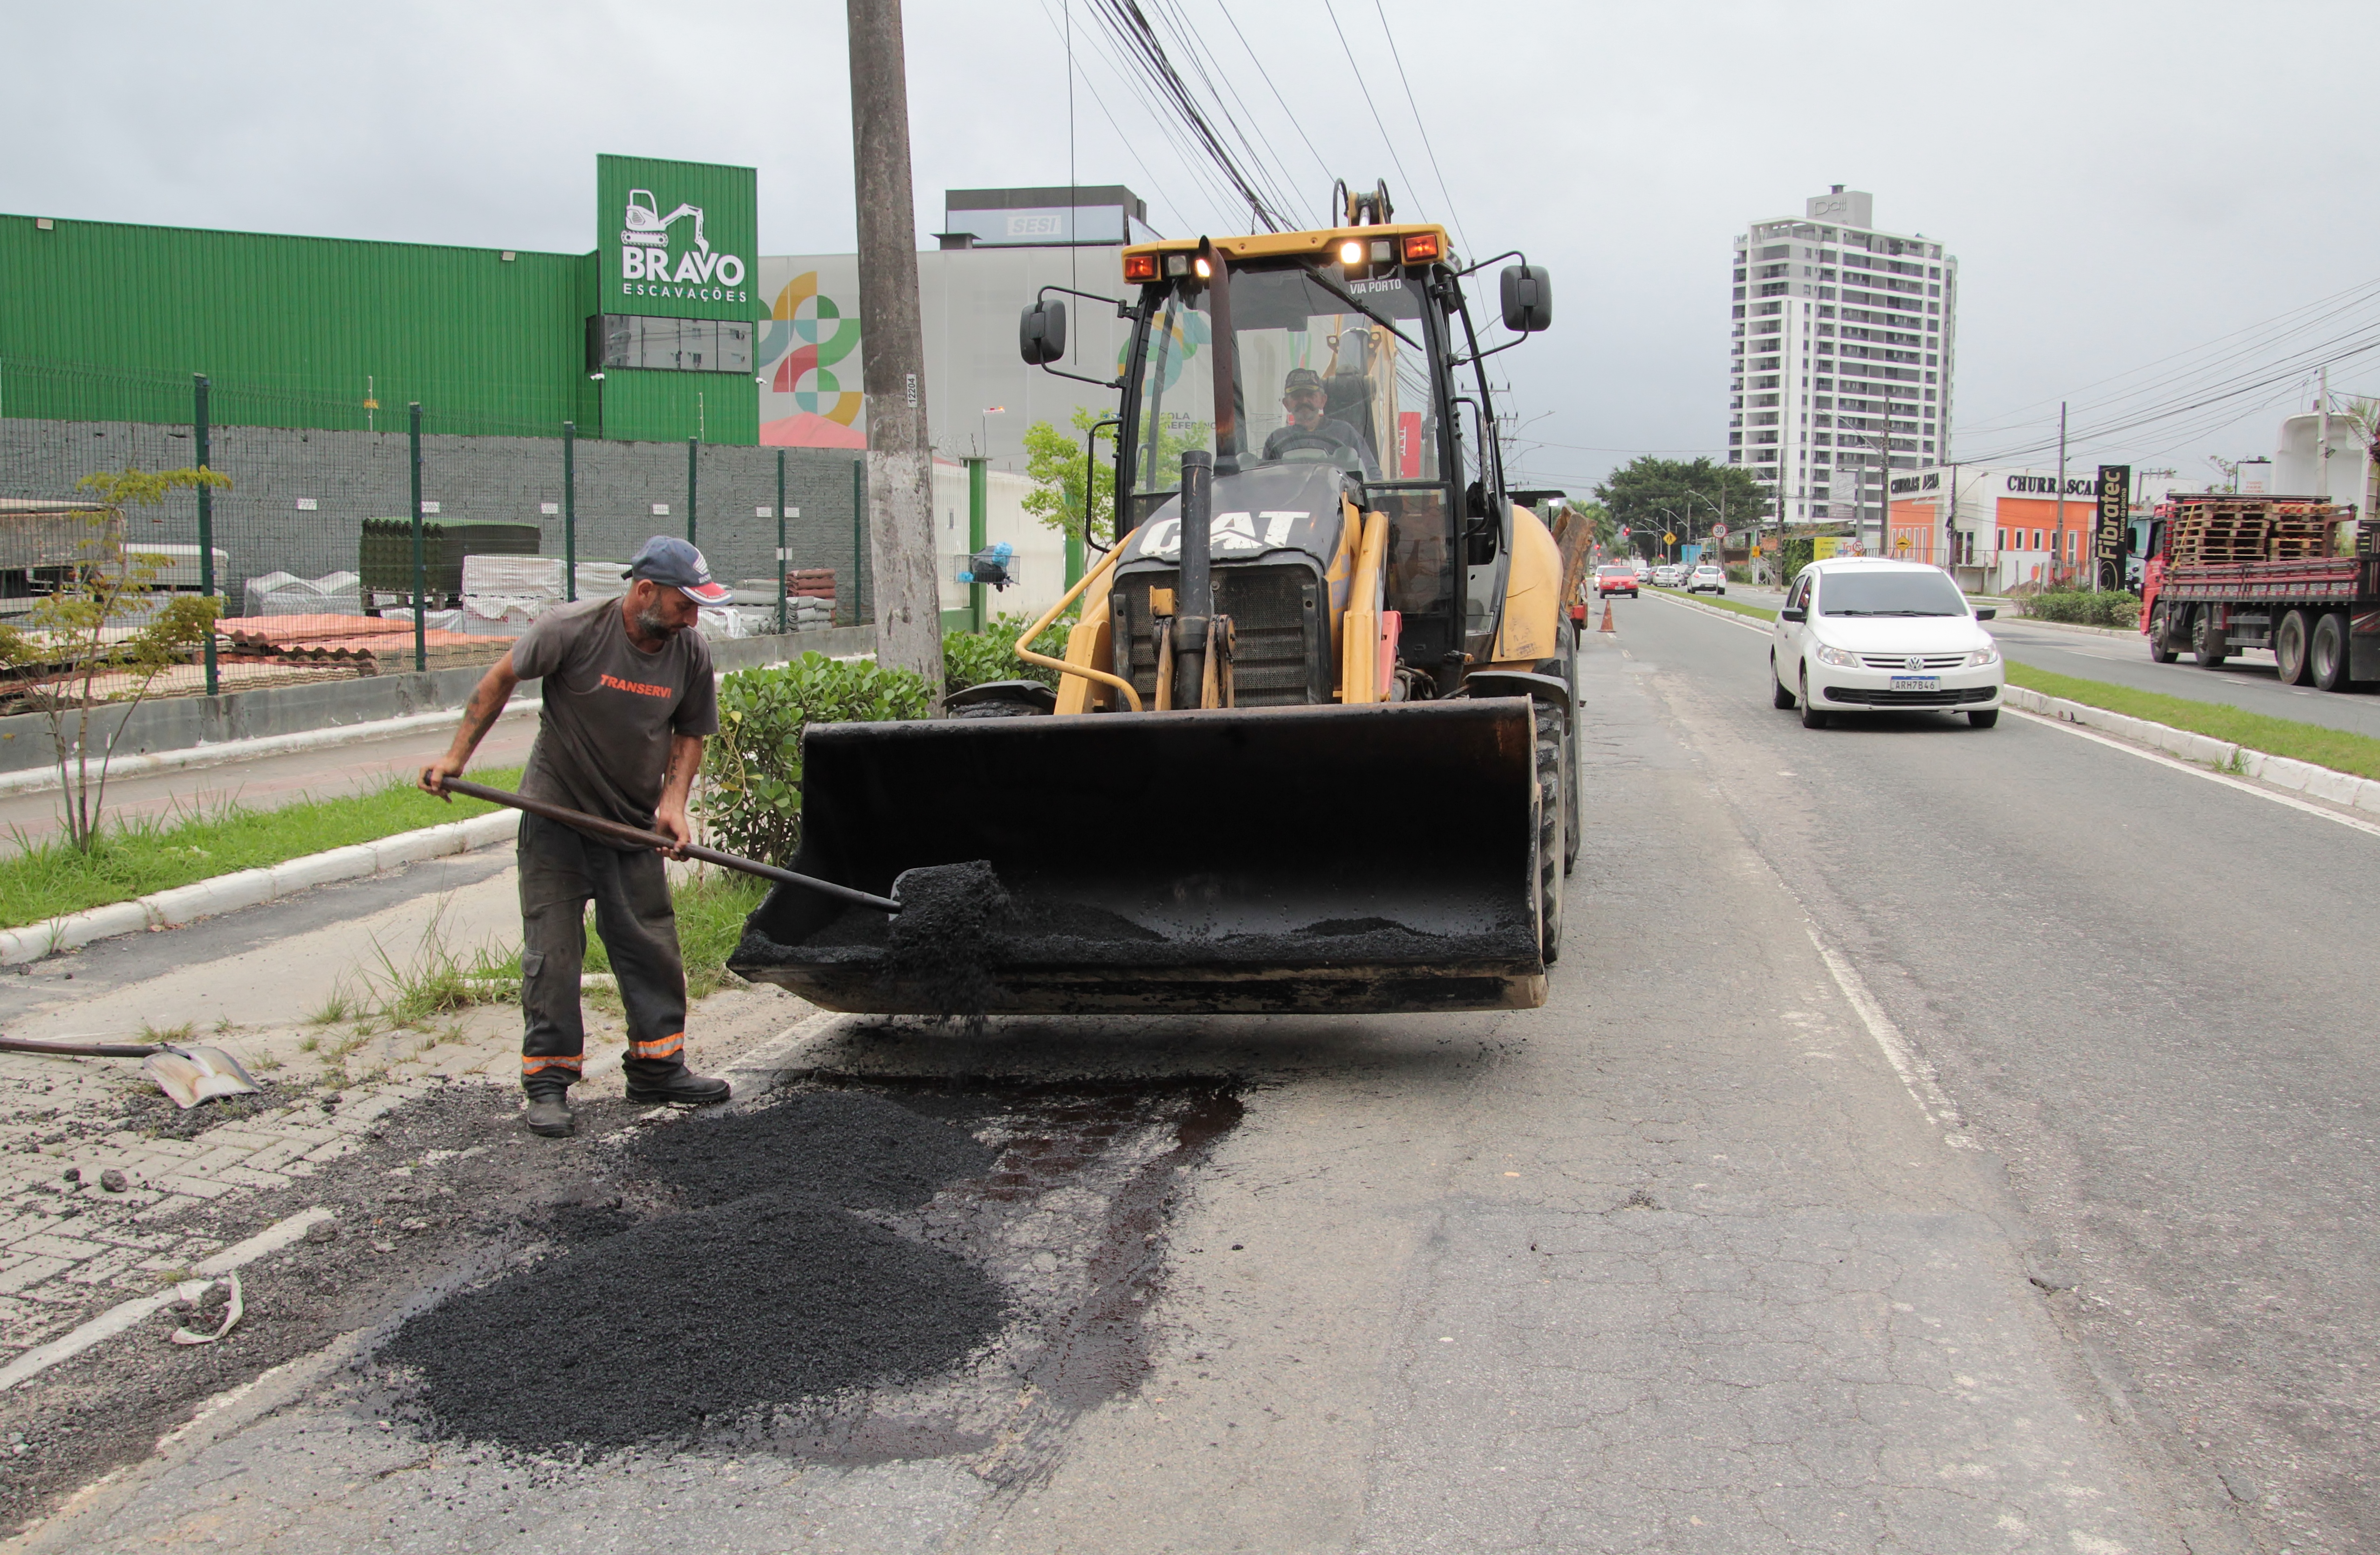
[1806,928,1976,1148]
[1642,591,1774,636]
[2009,709,2380,841]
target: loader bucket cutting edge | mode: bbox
[727,697,1547,1015]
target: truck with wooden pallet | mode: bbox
[2140,494,2368,688]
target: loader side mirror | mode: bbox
[1019,300,1068,365]
[1499,265,1552,333]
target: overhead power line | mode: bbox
[1318,0,1422,225]
[1088,0,1293,231]
[1369,0,1467,256]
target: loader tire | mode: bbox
[1534,701,1566,966]
[1557,616,1581,876]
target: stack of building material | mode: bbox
[576,560,632,600]
[2167,497,2352,565]
[785,567,839,631]
[212,613,514,675]
[458,553,565,634]
[242,570,365,617]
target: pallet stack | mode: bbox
[2166,498,2351,565]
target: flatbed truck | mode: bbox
[2140,495,2368,689]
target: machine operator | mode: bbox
[1260,367,1381,478]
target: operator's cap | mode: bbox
[1282,368,1324,394]
[629,536,732,604]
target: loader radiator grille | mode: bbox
[1114,563,1327,706]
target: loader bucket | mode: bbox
[728,697,1546,1016]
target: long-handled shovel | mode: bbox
[0,1035,260,1109]
[437,777,900,914]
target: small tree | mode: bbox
[0,468,227,852]
[1019,407,1211,548]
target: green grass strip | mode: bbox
[1651,587,1778,622]
[2004,663,2380,781]
[0,765,525,930]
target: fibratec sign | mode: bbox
[597,154,758,321]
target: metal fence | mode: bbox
[0,355,872,699]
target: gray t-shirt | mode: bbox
[509,598,718,843]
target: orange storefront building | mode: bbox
[1888,467,2104,593]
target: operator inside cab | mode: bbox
[1260,367,1381,479]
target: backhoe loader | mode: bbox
[730,184,1577,1015]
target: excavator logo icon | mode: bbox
[621,190,708,254]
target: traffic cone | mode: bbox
[1599,599,1616,633]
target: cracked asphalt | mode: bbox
[25,593,2366,1552]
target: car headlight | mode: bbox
[1962,645,2000,667]
[1814,643,1861,668]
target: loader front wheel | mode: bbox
[1535,701,1566,966]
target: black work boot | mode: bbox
[624,1066,732,1107]
[524,1088,574,1138]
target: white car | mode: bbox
[1688,564,1726,594]
[1770,559,2003,729]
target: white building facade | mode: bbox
[1728,189,1958,541]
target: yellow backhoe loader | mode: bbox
[730,184,1576,1015]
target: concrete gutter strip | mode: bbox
[0,1207,336,1391]
[0,810,520,966]
[2004,688,2380,814]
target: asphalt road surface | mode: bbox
[26,595,2372,1553]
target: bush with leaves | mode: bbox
[944,608,1072,692]
[2021,589,2140,629]
[696,652,930,865]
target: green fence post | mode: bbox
[410,402,426,674]
[850,458,866,627]
[563,419,577,602]
[775,450,788,635]
[193,374,219,696]
[966,455,988,633]
[686,436,698,546]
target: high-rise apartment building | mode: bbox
[1727,188,1957,543]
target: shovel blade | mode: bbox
[143,1046,261,1110]
[729,698,1547,1015]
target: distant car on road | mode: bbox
[1655,564,1689,587]
[1688,565,1726,594]
[1594,563,1639,598]
[1771,559,2002,729]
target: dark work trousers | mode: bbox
[517,812,690,1094]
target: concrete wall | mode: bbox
[0,416,875,620]
[0,622,877,774]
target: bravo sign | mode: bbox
[597,154,758,321]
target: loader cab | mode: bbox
[1098,232,1539,692]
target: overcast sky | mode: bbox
[7,0,2375,497]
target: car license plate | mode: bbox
[1890,675,1940,692]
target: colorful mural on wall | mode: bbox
[757,259,866,448]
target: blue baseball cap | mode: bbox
[629,536,732,604]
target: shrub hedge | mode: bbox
[2021,590,2141,629]
[697,653,930,865]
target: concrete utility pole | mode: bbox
[846,0,944,704]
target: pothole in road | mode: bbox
[376,1075,1241,1474]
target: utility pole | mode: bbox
[846,0,944,703]
[2318,367,2331,500]
[2054,400,2069,587]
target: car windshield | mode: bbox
[1598,565,1631,576]
[1130,265,1434,493]
[1817,570,1968,617]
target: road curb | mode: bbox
[0,810,520,966]
[2004,688,2380,814]
[1997,615,2139,640]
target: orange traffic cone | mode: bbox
[1599,599,1616,633]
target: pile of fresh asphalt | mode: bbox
[383,1092,1005,1455]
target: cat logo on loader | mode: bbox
[621,190,708,252]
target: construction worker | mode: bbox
[1261,367,1381,478]
[420,536,734,1138]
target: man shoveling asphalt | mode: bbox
[422,536,735,1137]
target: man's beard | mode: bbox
[635,607,682,639]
